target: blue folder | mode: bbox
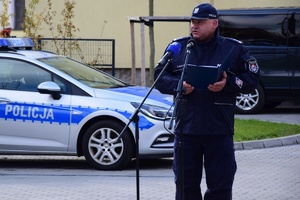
[185,46,234,89]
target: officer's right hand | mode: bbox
[183,81,194,95]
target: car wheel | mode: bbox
[235,84,265,114]
[82,120,134,170]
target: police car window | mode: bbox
[38,57,128,89]
[0,59,51,91]
[53,75,71,94]
[0,59,12,89]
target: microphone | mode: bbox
[157,42,181,66]
[168,39,194,130]
[186,39,196,49]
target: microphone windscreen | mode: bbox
[187,39,196,49]
[166,42,181,56]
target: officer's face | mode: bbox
[190,19,218,42]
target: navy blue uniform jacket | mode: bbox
[154,32,260,136]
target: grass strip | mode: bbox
[234,119,300,142]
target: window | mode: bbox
[0,0,25,30]
[219,14,288,46]
[0,59,51,91]
[53,74,72,94]
[287,12,300,47]
[14,0,25,30]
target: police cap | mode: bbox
[191,3,218,20]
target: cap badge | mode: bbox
[193,7,199,14]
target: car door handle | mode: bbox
[0,97,11,104]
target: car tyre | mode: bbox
[82,120,134,170]
[235,84,265,114]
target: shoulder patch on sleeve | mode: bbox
[248,60,259,73]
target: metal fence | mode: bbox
[38,38,115,76]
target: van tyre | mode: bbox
[82,120,134,170]
[235,84,265,114]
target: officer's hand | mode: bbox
[182,81,194,95]
[208,72,227,92]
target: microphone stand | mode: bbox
[172,47,192,200]
[116,59,172,200]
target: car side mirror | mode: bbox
[38,81,62,100]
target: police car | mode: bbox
[0,37,174,170]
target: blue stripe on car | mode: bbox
[0,102,154,129]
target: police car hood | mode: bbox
[94,86,173,107]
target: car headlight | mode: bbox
[130,102,173,120]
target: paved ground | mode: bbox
[0,142,299,200]
[0,101,299,200]
[235,99,300,125]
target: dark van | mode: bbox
[218,7,300,114]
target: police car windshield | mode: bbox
[38,57,128,89]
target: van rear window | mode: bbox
[218,12,300,47]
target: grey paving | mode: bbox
[0,143,299,200]
[233,144,300,200]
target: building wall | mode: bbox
[11,0,300,84]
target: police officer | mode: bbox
[154,3,259,200]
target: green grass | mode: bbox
[234,119,300,142]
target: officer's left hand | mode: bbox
[208,72,227,92]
